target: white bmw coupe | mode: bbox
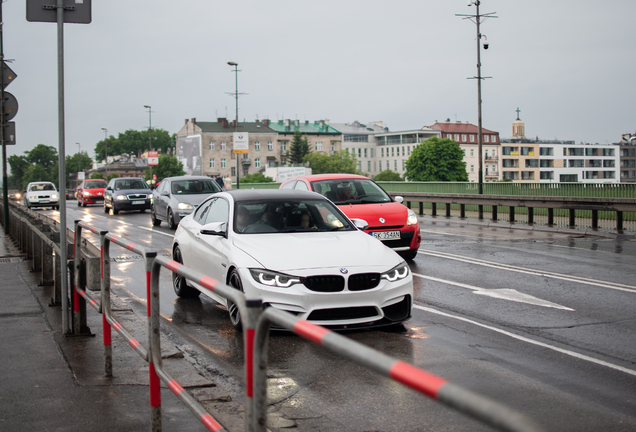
[172,189,413,330]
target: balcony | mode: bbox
[241,159,252,165]
[280,150,288,156]
[485,156,499,161]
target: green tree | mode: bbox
[66,152,93,176]
[8,144,59,189]
[106,173,120,182]
[404,137,468,182]
[95,128,175,162]
[374,170,404,181]
[144,155,184,182]
[304,150,360,175]
[8,154,30,188]
[26,144,58,169]
[288,129,311,165]
[241,173,274,183]
[90,172,106,180]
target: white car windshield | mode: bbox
[29,183,56,191]
[234,199,354,234]
[311,179,392,204]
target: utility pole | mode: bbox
[457,1,497,217]
[227,62,247,190]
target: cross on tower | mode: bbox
[516,107,521,120]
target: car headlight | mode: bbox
[249,269,301,288]
[15,193,21,198]
[177,202,193,210]
[116,195,127,201]
[50,194,59,200]
[407,208,418,226]
[83,191,90,196]
[28,195,36,201]
[381,262,410,282]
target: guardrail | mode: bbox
[394,192,636,231]
[3,202,546,432]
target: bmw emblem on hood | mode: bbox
[340,268,348,274]
[379,218,385,223]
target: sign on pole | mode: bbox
[77,171,85,181]
[2,63,17,88]
[233,132,249,154]
[148,150,159,166]
[26,0,92,24]
[3,122,15,145]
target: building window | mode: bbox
[255,142,260,151]
[268,141,273,151]
[540,160,554,167]
[358,148,362,158]
[539,147,553,156]
[540,171,554,180]
[402,160,405,170]
[484,135,490,143]
[503,171,518,180]
[379,161,382,171]
[485,150,488,157]
[401,146,405,156]
[491,136,497,143]
[503,159,518,168]
[461,134,467,142]
[569,160,584,168]
[221,158,226,168]
[470,149,474,157]
[368,161,371,172]
[331,143,335,153]
[394,160,398,170]
[603,148,615,156]
[381,148,385,157]
[231,166,236,176]
[364,148,368,158]
[316,141,323,152]
[407,147,411,156]
[521,171,534,180]
[280,141,287,151]
[221,142,226,150]
[209,142,215,150]
[370,148,374,158]
[209,159,215,168]
[560,174,578,182]
[281,157,286,165]
[525,159,539,168]
[470,135,475,142]
[391,147,395,157]
[255,158,261,168]
[471,165,475,172]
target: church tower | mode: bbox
[512,107,525,140]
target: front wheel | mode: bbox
[227,269,244,330]
[151,207,161,226]
[168,209,177,230]
[103,202,109,214]
[172,245,200,298]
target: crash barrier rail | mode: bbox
[151,255,544,432]
[73,220,226,432]
[394,192,636,232]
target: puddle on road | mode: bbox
[403,326,429,340]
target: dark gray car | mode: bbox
[151,176,222,229]
[103,177,152,215]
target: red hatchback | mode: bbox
[280,174,421,260]
[77,179,107,207]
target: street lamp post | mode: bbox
[144,105,153,184]
[457,1,497,215]
[101,127,108,178]
[227,61,244,190]
[76,142,81,172]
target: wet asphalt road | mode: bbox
[39,202,636,431]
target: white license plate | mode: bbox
[372,230,401,240]
[132,200,145,205]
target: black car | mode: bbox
[103,177,152,215]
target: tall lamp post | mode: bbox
[227,61,243,189]
[144,105,153,184]
[457,1,497,212]
[76,141,81,172]
[101,127,108,178]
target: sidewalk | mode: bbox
[0,230,243,431]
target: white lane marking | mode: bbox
[412,273,574,311]
[419,250,636,294]
[138,226,174,238]
[413,304,636,377]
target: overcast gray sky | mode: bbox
[3,0,635,164]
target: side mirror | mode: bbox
[394,196,404,204]
[200,222,227,237]
[106,187,112,191]
[161,191,169,196]
[350,218,369,230]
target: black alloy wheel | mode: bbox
[168,209,177,230]
[172,245,200,298]
[227,269,244,330]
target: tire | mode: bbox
[53,205,59,211]
[226,269,244,330]
[151,206,161,226]
[104,202,109,214]
[77,199,81,207]
[172,245,200,298]
[112,205,119,215]
[167,209,177,230]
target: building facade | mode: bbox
[428,120,501,182]
[618,133,636,182]
[266,119,343,166]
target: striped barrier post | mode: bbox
[243,298,262,432]
[252,307,544,432]
[150,256,230,432]
[100,231,112,377]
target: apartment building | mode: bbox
[266,119,343,165]
[329,121,387,176]
[428,120,501,182]
[618,133,636,182]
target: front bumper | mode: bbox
[238,267,413,328]
[114,199,152,210]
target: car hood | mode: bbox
[84,188,105,194]
[337,202,407,229]
[111,189,152,196]
[169,193,216,207]
[232,230,402,272]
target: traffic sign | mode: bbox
[2,92,18,121]
[2,63,17,89]
[27,0,92,24]
[148,150,159,166]
[4,122,15,145]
